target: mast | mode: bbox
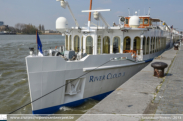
[36,30,38,55]
[88,0,93,27]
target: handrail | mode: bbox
[123,50,137,60]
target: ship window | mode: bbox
[152,37,155,53]
[65,35,68,50]
[86,36,93,54]
[165,38,166,48]
[144,19,149,24]
[162,37,164,49]
[97,36,101,54]
[69,35,72,50]
[140,19,143,24]
[160,37,162,50]
[126,19,129,24]
[146,37,150,54]
[81,36,83,53]
[74,35,80,52]
[123,36,131,51]
[161,37,163,50]
[113,36,120,53]
[164,38,166,49]
[103,36,110,54]
[163,38,164,49]
[134,37,141,55]
[153,37,155,53]
[154,37,156,52]
[163,37,165,49]
[143,37,146,55]
[150,37,153,53]
[156,37,158,52]
[157,37,159,51]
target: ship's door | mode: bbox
[123,36,131,51]
[86,36,93,54]
[103,36,110,54]
[74,35,80,52]
[113,36,120,53]
[134,37,141,55]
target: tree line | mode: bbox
[15,23,45,34]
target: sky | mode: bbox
[0,0,183,31]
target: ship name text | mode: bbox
[89,72,125,82]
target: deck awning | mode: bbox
[150,18,163,22]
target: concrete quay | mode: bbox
[77,47,179,121]
[154,49,183,114]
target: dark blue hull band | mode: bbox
[33,90,113,114]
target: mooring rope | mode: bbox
[9,59,112,114]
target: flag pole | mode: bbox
[36,30,38,55]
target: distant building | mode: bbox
[0,25,8,31]
[0,21,4,26]
[45,30,56,33]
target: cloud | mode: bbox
[100,0,112,4]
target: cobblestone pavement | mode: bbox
[154,49,183,115]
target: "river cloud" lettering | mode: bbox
[89,72,125,82]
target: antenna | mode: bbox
[135,11,138,15]
[128,8,130,16]
[82,9,111,27]
[56,0,79,27]
[148,7,151,15]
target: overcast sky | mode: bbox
[0,0,183,31]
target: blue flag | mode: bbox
[37,32,43,54]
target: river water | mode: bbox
[0,35,98,115]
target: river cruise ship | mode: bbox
[25,0,182,114]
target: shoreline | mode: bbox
[0,33,62,35]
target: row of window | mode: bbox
[65,35,121,54]
[65,35,166,55]
[143,37,166,55]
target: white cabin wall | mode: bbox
[110,35,113,54]
[69,28,172,57]
[93,34,96,55]
[67,35,70,50]
[120,35,123,53]
[83,36,86,53]
[79,35,82,53]
[71,31,74,51]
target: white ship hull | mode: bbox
[26,48,169,114]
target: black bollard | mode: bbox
[151,62,168,78]
[174,43,179,50]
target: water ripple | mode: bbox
[0,35,96,115]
